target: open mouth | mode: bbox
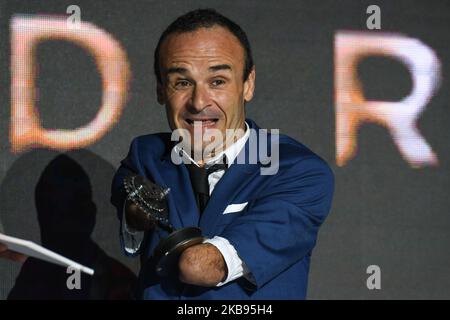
[185,118,219,126]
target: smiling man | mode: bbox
[111,8,334,299]
[156,16,254,163]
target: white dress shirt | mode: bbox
[122,121,253,286]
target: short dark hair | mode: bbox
[154,8,254,84]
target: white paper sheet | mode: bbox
[0,232,94,276]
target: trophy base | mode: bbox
[153,227,204,277]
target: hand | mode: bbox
[124,199,156,231]
[178,243,227,287]
[0,242,27,263]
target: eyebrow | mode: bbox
[208,64,232,72]
[165,67,188,76]
[164,64,232,76]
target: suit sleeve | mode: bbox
[219,155,334,289]
[110,138,147,256]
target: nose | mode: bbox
[188,84,211,112]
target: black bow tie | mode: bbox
[185,156,228,214]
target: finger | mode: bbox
[11,251,28,263]
[0,243,8,252]
[0,250,28,263]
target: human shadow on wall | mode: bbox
[1,149,137,300]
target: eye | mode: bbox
[175,80,192,89]
[211,79,226,87]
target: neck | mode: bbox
[203,121,247,161]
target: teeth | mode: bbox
[186,118,218,125]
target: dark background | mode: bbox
[1,0,449,299]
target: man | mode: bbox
[110,8,334,300]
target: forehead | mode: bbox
[159,26,245,72]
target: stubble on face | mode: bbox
[158,26,255,163]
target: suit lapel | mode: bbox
[199,161,260,235]
[200,119,268,234]
[152,142,200,230]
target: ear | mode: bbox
[157,81,165,105]
[243,67,256,102]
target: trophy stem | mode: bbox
[158,221,175,234]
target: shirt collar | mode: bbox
[173,121,250,168]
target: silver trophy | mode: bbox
[123,174,204,276]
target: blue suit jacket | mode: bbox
[111,118,334,300]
